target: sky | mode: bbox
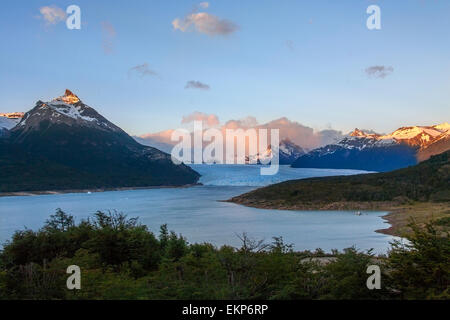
[0,0,449,136]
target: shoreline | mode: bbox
[227,199,449,237]
[3,184,447,238]
[0,183,203,198]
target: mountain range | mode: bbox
[0,116,20,137]
[274,138,306,164]
[2,92,448,176]
[292,124,450,172]
[0,90,200,193]
[244,139,305,165]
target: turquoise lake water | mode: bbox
[0,165,399,253]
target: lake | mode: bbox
[0,165,399,253]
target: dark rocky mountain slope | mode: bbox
[0,90,199,192]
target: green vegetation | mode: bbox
[0,210,448,300]
[230,151,450,237]
[232,150,450,206]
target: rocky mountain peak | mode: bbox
[349,128,366,137]
[349,128,380,139]
[53,89,81,105]
[13,90,122,135]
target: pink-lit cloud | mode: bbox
[182,111,220,127]
[38,6,66,25]
[139,115,344,151]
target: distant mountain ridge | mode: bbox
[0,112,24,120]
[245,138,305,165]
[348,124,450,148]
[0,117,17,132]
[0,116,20,137]
[0,90,200,192]
[292,123,450,172]
[278,139,306,164]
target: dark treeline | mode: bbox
[0,210,448,300]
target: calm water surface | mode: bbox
[0,165,398,253]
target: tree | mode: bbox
[44,208,75,232]
[387,221,450,299]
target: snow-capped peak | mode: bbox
[350,128,368,137]
[433,122,450,132]
[14,90,122,134]
[244,138,305,164]
[386,126,440,139]
[42,100,97,123]
[279,138,305,156]
[378,125,449,147]
[331,123,450,151]
[42,89,91,121]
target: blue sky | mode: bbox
[0,0,449,135]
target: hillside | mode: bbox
[417,135,450,162]
[230,151,450,235]
[233,150,449,205]
[0,90,200,193]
